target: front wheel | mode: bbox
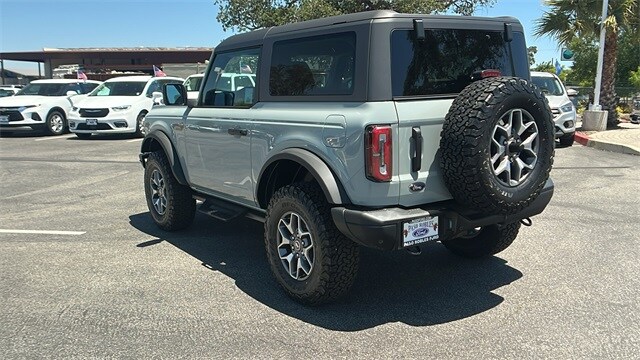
[559,133,575,147]
[264,183,359,305]
[144,151,195,231]
[134,111,147,138]
[441,222,521,258]
[46,111,66,135]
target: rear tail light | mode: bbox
[365,125,392,182]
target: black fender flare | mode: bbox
[258,148,348,206]
[140,131,188,185]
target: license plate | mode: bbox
[0,115,8,123]
[86,119,97,126]
[403,216,439,247]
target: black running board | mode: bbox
[194,195,265,223]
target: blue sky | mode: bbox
[0,0,561,73]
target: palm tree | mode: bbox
[534,0,639,128]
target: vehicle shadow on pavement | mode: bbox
[129,212,523,331]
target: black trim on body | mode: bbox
[332,179,554,251]
[140,131,188,185]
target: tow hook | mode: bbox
[406,245,421,256]
[520,217,533,227]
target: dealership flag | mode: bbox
[77,70,88,81]
[153,65,167,77]
[555,60,562,76]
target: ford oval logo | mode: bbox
[413,228,429,237]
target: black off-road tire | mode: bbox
[440,77,555,215]
[75,133,91,140]
[441,222,521,258]
[134,111,147,138]
[559,133,575,147]
[264,183,359,305]
[45,110,66,136]
[144,151,195,231]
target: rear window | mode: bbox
[391,29,528,97]
[270,32,356,96]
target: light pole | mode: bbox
[591,0,609,110]
[583,0,610,131]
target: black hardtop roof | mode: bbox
[216,10,522,51]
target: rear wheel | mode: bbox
[144,151,195,231]
[46,111,66,136]
[441,222,521,258]
[264,183,359,305]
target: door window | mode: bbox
[201,48,260,107]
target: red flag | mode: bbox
[77,70,88,81]
[153,65,166,77]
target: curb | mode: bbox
[575,132,589,146]
[574,131,640,156]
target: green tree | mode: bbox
[214,0,496,32]
[631,66,640,89]
[527,46,538,66]
[532,61,556,74]
[534,0,639,128]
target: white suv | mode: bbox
[183,74,204,101]
[0,79,101,135]
[530,71,576,146]
[69,75,183,139]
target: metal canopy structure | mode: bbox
[0,47,213,81]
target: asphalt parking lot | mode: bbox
[1,133,638,358]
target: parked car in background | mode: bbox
[183,74,204,101]
[531,71,576,146]
[0,79,101,135]
[0,87,20,97]
[68,75,183,139]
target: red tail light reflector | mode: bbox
[365,125,392,182]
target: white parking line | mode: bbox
[127,138,143,143]
[35,134,75,142]
[0,229,86,236]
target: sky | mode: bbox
[0,0,562,74]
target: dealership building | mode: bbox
[0,47,213,84]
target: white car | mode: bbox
[0,88,19,97]
[69,75,183,139]
[184,74,204,101]
[0,79,101,135]
[530,71,577,146]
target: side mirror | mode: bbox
[162,84,187,106]
[152,91,163,105]
[66,90,78,96]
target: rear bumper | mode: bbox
[332,179,554,251]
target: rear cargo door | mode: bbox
[390,27,528,207]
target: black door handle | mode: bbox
[411,127,422,172]
[227,128,248,136]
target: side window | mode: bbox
[201,47,260,107]
[269,32,356,96]
[64,83,82,94]
[80,83,99,94]
[146,81,161,96]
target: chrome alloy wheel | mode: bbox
[137,113,146,135]
[277,211,314,281]
[49,113,64,134]
[150,169,167,215]
[490,108,539,187]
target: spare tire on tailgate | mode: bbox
[440,76,554,215]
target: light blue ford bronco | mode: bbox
[140,11,555,304]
